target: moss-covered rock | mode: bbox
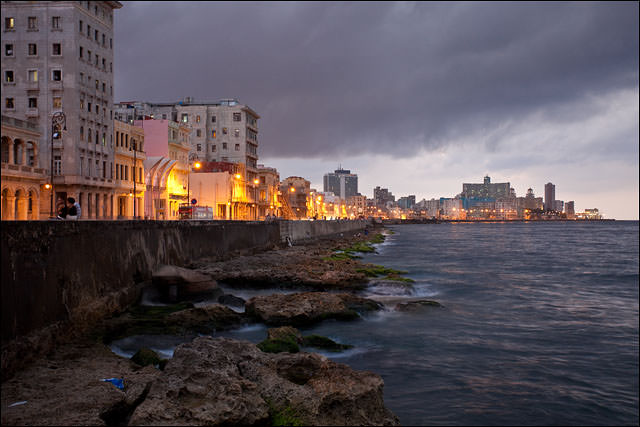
[131,347,161,367]
[267,326,303,344]
[257,337,300,354]
[395,300,444,312]
[302,335,353,352]
[356,265,408,278]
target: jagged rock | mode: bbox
[267,326,304,344]
[395,300,443,312]
[245,292,382,326]
[1,343,159,427]
[164,304,244,333]
[131,347,161,367]
[302,334,353,352]
[218,293,246,308]
[129,337,399,426]
[152,265,221,302]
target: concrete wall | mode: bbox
[279,219,368,242]
[1,219,368,343]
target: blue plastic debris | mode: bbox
[9,401,27,407]
[101,377,124,390]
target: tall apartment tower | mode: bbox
[114,98,260,183]
[1,1,123,218]
[544,182,556,212]
[323,167,358,199]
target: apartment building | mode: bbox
[113,119,145,218]
[2,1,123,218]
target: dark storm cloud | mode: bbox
[114,1,639,158]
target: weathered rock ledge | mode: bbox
[1,337,399,426]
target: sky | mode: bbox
[114,1,639,219]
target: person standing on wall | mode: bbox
[66,197,81,220]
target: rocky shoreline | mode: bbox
[1,228,438,426]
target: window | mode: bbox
[212,145,216,152]
[80,126,84,140]
[110,38,112,49]
[52,69,62,81]
[233,112,241,121]
[79,72,84,84]
[181,113,188,123]
[162,114,167,119]
[80,98,84,109]
[5,17,15,30]
[102,34,105,46]
[103,161,106,178]
[53,43,61,55]
[95,130,99,144]
[222,127,228,134]
[5,44,13,56]
[195,115,201,123]
[102,58,105,70]
[95,104,99,114]
[79,46,83,58]
[211,115,216,123]
[95,54,98,66]
[87,25,91,38]
[234,129,240,137]
[52,16,61,29]
[95,29,98,41]
[235,143,240,151]
[102,82,105,93]
[88,102,92,112]
[197,144,202,151]
[102,133,106,145]
[5,70,14,83]
[212,130,216,138]
[28,43,37,56]
[28,97,38,108]
[222,143,228,150]
[54,156,62,176]
[95,79,99,89]
[53,97,62,108]
[79,20,83,32]
[5,98,14,109]
[28,70,38,82]
[196,129,201,137]
[28,17,37,30]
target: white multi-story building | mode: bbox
[1,1,123,219]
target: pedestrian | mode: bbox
[66,197,81,220]
[56,197,68,219]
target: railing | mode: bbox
[1,115,40,133]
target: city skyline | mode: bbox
[113,2,638,219]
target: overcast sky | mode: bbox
[114,1,639,219]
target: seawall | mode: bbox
[1,219,367,345]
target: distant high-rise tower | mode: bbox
[323,167,358,199]
[544,182,556,211]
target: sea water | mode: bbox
[112,221,639,425]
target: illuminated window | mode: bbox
[4,70,13,83]
[5,98,14,109]
[234,129,240,137]
[5,44,13,56]
[181,113,188,123]
[222,127,228,134]
[53,97,62,108]
[196,115,200,123]
[28,70,38,82]
[5,17,14,30]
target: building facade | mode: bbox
[257,164,280,219]
[1,115,46,219]
[462,176,511,199]
[323,167,358,199]
[113,119,145,218]
[544,182,556,211]
[114,98,260,218]
[2,1,123,219]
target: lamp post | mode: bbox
[132,140,137,219]
[50,111,66,218]
[187,156,201,218]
